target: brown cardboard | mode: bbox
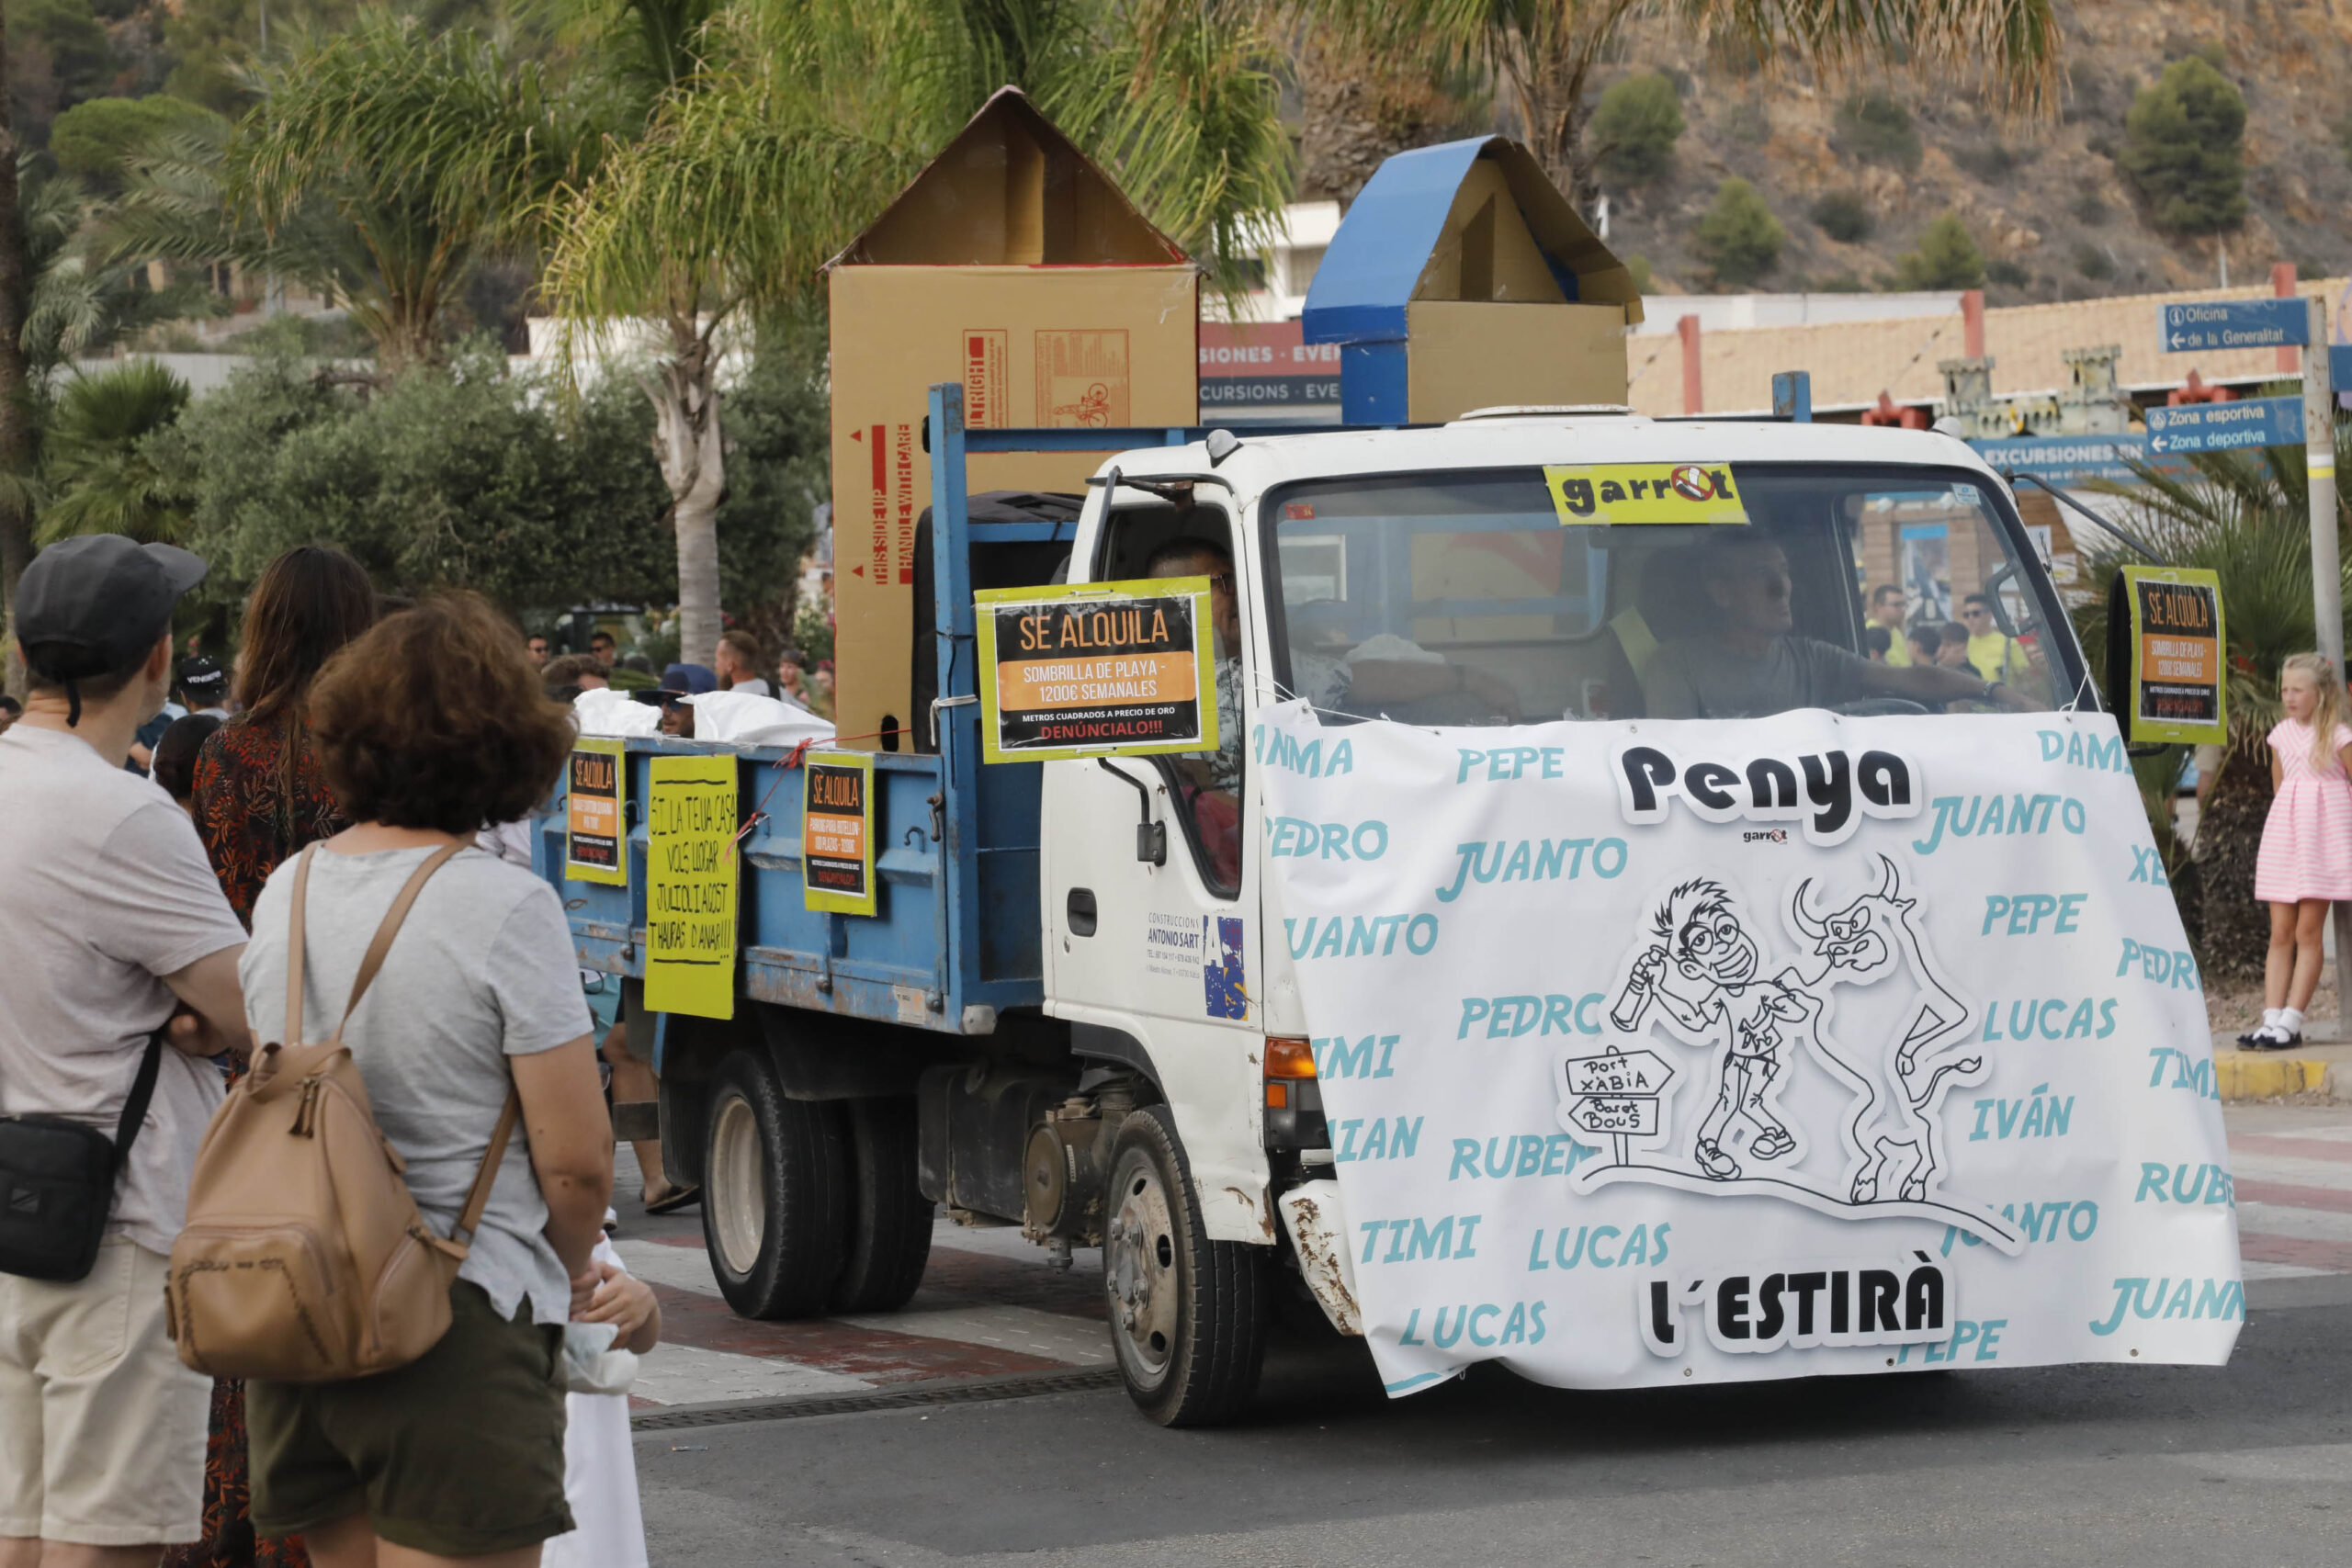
[823,89,1197,744]
[1358,137,1640,420]
[1406,300,1633,419]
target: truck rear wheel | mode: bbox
[1102,1107,1266,1427]
[829,1097,934,1313]
[701,1049,849,1319]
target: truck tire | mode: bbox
[1102,1107,1266,1427]
[701,1049,850,1319]
[829,1097,934,1313]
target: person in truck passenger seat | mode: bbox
[1645,535,2038,719]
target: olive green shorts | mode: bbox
[247,1280,573,1555]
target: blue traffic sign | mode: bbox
[2158,299,2310,353]
[2143,395,2306,455]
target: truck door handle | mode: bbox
[1067,888,1098,937]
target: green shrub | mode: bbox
[1591,73,1684,185]
[2120,57,2247,234]
[1894,212,1986,289]
[1985,258,2030,288]
[1816,273,1869,293]
[2071,190,2109,225]
[1810,190,1872,243]
[1623,253,1653,294]
[1834,92,1922,172]
[2074,242,2115,281]
[50,96,220,193]
[1693,177,1785,288]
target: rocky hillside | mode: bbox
[1565,1,2352,302]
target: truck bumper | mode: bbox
[1278,1180,1364,1337]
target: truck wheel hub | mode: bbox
[1106,1166,1178,1375]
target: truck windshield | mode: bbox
[1261,464,2080,725]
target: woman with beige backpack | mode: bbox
[168,594,613,1565]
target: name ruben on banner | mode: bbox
[1613,742,1921,845]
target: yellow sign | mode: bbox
[974,577,1219,763]
[1544,463,1750,526]
[2115,566,2226,746]
[563,739,628,886]
[645,756,738,1021]
[803,751,878,916]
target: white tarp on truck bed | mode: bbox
[1257,703,2240,1395]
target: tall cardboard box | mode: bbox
[825,88,1199,744]
[1300,137,1643,423]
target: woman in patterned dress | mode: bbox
[172,546,376,1568]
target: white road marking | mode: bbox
[629,1342,873,1407]
[832,1303,1114,1366]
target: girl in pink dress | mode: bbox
[2245,653,2352,1049]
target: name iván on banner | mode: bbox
[1258,704,2237,1396]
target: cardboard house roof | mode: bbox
[1302,136,1644,343]
[824,87,1189,270]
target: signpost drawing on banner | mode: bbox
[645,754,738,1020]
[1559,1046,1677,1167]
[564,739,628,886]
[802,750,878,917]
[2144,396,2304,455]
[974,577,1218,763]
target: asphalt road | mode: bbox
[628,1111,2352,1567]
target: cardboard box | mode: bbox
[1300,137,1643,423]
[824,88,1199,745]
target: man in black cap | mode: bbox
[0,535,251,1555]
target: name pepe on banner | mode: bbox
[645,755,738,1020]
[1257,703,2237,1396]
[975,577,1218,763]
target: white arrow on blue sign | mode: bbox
[2158,298,2310,353]
[2143,395,2306,455]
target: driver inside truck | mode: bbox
[1644,534,2041,719]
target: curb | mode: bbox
[2215,1055,2337,1101]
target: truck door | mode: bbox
[1041,487,1271,1243]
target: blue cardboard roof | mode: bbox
[1302,136,1638,345]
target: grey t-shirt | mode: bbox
[240,844,594,1325]
[1645,635,1873,719]
[0,724,248,1255]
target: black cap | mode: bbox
[15,536,207,724]
[177,653,226,699]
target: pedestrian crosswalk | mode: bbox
[2228,1110,2352,1280]
[614,1223,1111,1409]
[611,1105,2352,1410]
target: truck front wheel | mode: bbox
[702,1049,849,1318]
[1102,1108,1267,1427]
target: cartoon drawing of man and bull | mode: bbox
[1581,855,2001,1237]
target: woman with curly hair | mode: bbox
[174,545,373,1568]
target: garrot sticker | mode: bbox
[1544,463,1750,526]
[564,739,627,886]
[803,751,877,917]
[976,578,1218,763]
[2111,566,2225,746]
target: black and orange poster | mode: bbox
[974,579,1218,763]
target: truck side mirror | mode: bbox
[1098,760,1167,866]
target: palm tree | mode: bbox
[543,0,1292,671]
[101,17,602,374]
[1298,0,2062,203]
[1,20,38,679]
[37,361,193,546]
[2075,427,2352,977]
